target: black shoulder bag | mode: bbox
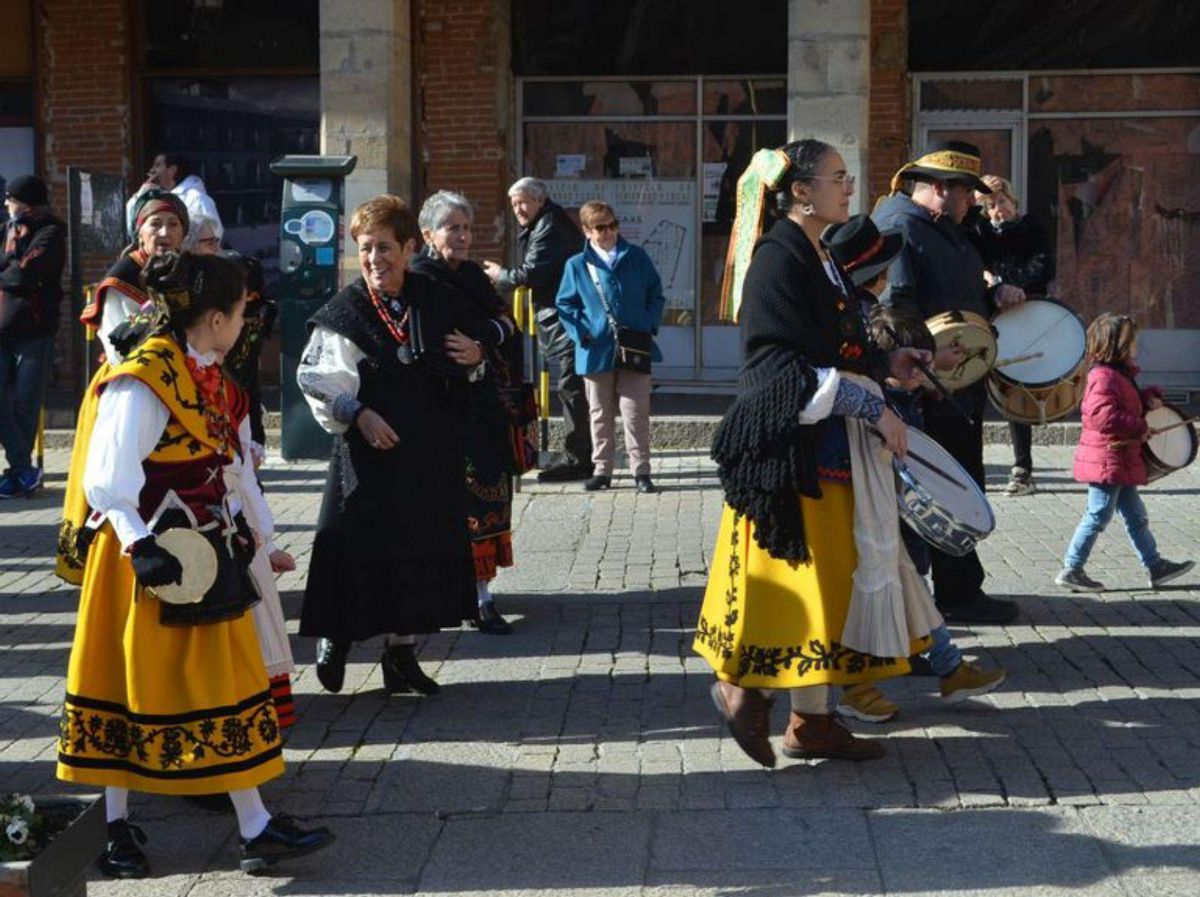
[586,262,653,375]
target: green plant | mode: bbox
[0,794,72,863]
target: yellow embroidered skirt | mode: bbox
[57,524,284,795]
[54,364,106,585]
[694,482,928,689]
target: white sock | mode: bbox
[476,579,493,607]
[105,786,129,823]
[229,787,271,840]
[789,685,830,714]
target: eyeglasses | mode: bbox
[590,220,619,232]
[809,174,856,190]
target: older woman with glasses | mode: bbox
[555,201,666,493]
[410,190,520,634]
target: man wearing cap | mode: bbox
[124,151,223,250]
[0,175,65,498]
[873,141,1025,625]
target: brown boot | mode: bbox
[710,680,776,768]
[781,711,886,761]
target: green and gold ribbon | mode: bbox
[718,148,791,323]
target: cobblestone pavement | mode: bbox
[2,446,1200,895]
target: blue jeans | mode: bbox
[0,334,53,474]
[1064,484,1160,570]
[923,624,962,678]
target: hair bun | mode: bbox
[142,251,192,294]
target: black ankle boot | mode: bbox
[97,819,150,879]
[381,642,439,695]
[315,638,350,693]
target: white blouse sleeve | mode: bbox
[798,367,841,424]
[97,286,144,363]
[83,378,170,549]
[232,415,275,544]
[296,326,366,435]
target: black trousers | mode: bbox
[1009,421,1033,472]
[923,405,987,607]
[536,309,592,466]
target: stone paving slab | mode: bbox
[2,445,1200,894]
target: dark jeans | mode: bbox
[0,333,53,474]
[923,406,987,608]
[535,309,591,466]
[1010,421,1033,472]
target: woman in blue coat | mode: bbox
[555,201,665,493]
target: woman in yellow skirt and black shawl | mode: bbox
[696,139,941,767]
[56,252,333,878]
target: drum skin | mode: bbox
[894,428,995,557]
[1143,403,1199,483]
[926,310,996,391]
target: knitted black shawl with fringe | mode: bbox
[711,216,880,562]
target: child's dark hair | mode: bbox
[868,304,935,353]
[1086,312,1138,365]
[771,139,834,215]
[142,251,245,332]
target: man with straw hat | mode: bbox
[873,141,1026,626]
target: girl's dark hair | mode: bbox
[868,304,935,353]
[142,251,245,332]
[771,139,834,215]
[1086,312,1138,365]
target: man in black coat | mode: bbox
[874,142,1026,625]
[0,175,65,498]
[484,177,591,481]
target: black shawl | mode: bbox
[711,216,882,562]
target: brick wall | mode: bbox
[415,0,512,261]
[867,0,908,207]
[36,0,134,392]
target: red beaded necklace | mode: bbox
[365,282,412,354]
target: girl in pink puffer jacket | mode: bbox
[1055,313,1194,592]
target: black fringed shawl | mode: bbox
[711,216,882,561]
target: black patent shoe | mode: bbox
[315,638,350,693]
[97,819,150,879]
[635,475,658,494]
[181,792,233,812]
[583,475,612,491]
[239,814,334,873]
[472,602,513,635]
[381,642,440,695]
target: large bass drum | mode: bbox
[987,298,1087,425]
[894,429,995,558]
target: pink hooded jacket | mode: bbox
[1073,363,1161,487]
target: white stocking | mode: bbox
[476,579,493,607]
[229,787,271,840]
[789,685,830,714]
[105,786,129,823]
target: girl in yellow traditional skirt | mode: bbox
[696,140,942,767]
[56,252,333,878]
[55,190,189,584]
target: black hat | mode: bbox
[822,215,905,287]
[5,175,48,207]
[890,140,991,195]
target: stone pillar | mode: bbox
[319,0,413,275]
[787,0,871,213]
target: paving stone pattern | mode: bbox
[1,446,1199,895]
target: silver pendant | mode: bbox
[396,344,415,364]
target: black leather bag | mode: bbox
[613,326,653,374]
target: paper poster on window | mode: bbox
[79,173,94,224]
[555,154,586,178]
[618,156,653,178]
[549,179,695,312]
[703,162,727,223]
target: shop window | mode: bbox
[1027,115,1200,330]
[523,81,696,118]
[919,79,1022,112]
[703,79,787,117]
[523,121,696,180]
[142,0,318,71]
[1029,73,1200,114]
[926,128,1013,182]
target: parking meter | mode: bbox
[268,155,357,459]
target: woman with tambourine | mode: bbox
[695,139,941,768]
[56,252,334,878]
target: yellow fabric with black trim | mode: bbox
[56,342,282,795]
[54,364,107,585]
[694,482,929,689]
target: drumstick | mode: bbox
[880,323,977,426]
[1107,416,1200,448]
[994,351,1045,368]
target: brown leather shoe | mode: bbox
[781,711,886,761]
[710,680,776,768]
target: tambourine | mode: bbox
[147,528,218,605]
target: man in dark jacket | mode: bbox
[874,142,1025,625]
[484,177,591,481]
[0,175,65,498]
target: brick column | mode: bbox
[319,0,414,274]
[867,0,909,206]
[787,0,871,213]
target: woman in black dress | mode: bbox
[297,195,489,694]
